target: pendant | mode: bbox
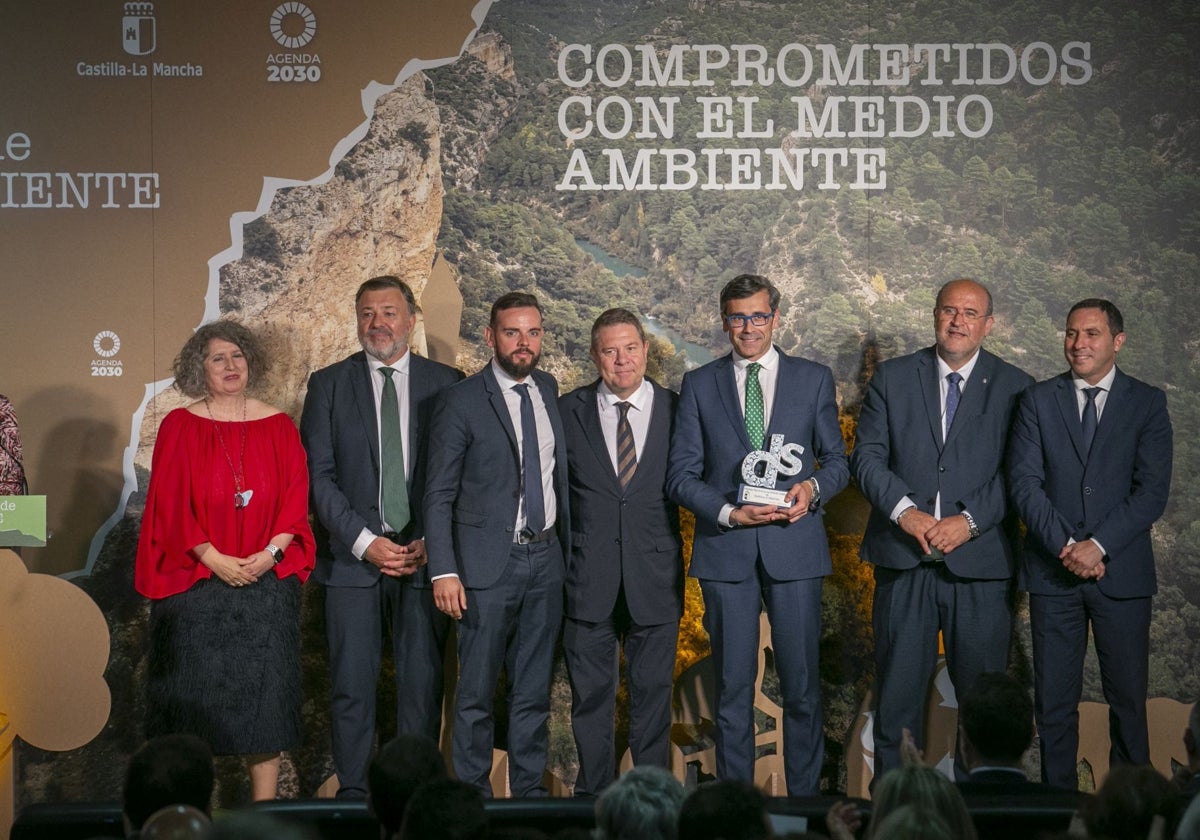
[234,489,254,508]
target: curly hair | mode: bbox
[172,320,268,399]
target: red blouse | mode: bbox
[135,408,315,599]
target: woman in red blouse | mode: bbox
[135,319,314,801]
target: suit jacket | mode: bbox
[957,768,1082,797]
[852,346,1033,579]
[666,348,850,583]
[423,364,570,590]
[300,351,463,588]
[559,379,684,625]
[1008,368,1172,598]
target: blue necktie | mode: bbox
[944,371,963,438]
[1081,386,1101,454]
[514,383,545,536]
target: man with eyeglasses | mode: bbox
[852,278,1033,784]
[667,273,849,795]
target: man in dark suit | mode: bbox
[424,291,569,797]
[1009,298,1172,790]
[666,274,849,795]
[852,278,1033,782]
[954,672,1061,794]
[559,308,684,796]
[300,276,463,799]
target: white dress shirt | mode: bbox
[596,378,654,474]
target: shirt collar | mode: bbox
[491,358,528,391]
[1073,365,1117,394]
[366,349,411,376]
[936,348,980,382]
[733,345,779,372]
[597,378,652,411]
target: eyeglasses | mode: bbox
[936,306,987,322]
[724,311,774,328]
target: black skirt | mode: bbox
[146,571,302,755]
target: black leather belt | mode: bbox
[514,527,555,545]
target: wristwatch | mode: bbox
[265,544,283,564]
[961,510,980,539]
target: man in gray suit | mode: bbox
[852,278,1033,782]
[425,291,569,797]
[559,308,684,796]
[301,276,462,799]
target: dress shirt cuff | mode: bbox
[352,528,376,561]
[719,504,736,528]
[890,498,916,524]
[431,573,460,581]
[1089,537,1106,556]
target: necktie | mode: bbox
[379,368,409,531]
[945,371,963,438]
[514,383,546,536]
[745,362,765,448]
[616,401,637,490]
[1081,386,1101,454]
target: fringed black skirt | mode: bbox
[146,571,302,755]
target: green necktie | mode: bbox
[745,362,765,448]
[379,368,409,531]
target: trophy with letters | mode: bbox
[738,434,804,508]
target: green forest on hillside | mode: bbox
[428,0,1200,721]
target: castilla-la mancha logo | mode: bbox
[122,2,156,56]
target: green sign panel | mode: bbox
[0,495,47,546]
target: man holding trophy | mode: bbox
[667,274,849,795]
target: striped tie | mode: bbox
[616,401,637,490]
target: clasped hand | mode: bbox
[364,536,426,577]
[733,481,813,526]
[899,509,970,555]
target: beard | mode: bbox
[496,347,540,379]
[360,331,406,363]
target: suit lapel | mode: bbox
[407,355,435,484]
[635,382,671,492]
[574,384,621,487]
[1053,374,1089,464]
[918,349,944,452]
[944,349,992,450]
[1088,367,1128,459]
[764,354,790,441]
[482,364,520,458]
[716,355,753,451]
[350,353,382,471]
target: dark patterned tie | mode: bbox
[945,371,963,438]
[1081,386,1101,454]
[745,362,765,448]
[514,383,545,536]
[379,368,409,531]
[616,401,637,490]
